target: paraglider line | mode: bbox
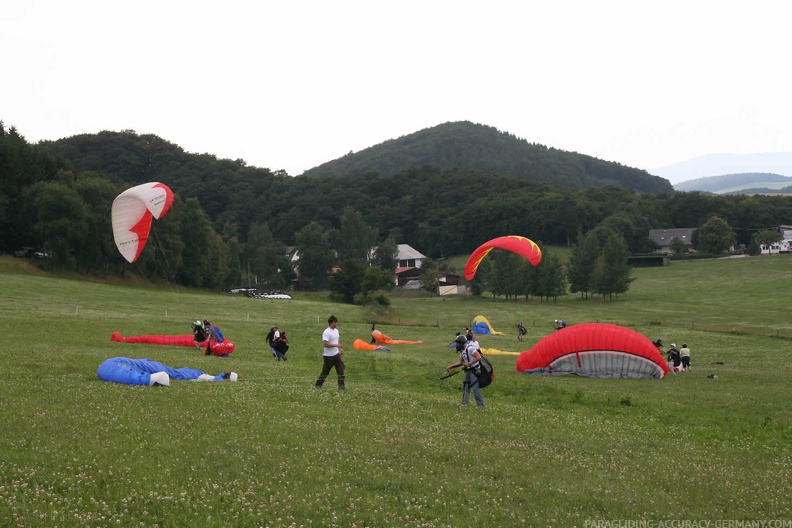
[437,368,463,380]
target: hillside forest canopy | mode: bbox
[3,120,792,295]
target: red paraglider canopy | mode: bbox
[515,323,668,379]
[464,235,542,281]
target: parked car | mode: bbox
[34,250,52,259]
[14,247,35,258]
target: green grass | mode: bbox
[1,255,791,527]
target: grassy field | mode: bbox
[1,255,791,527]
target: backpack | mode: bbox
[474,354,494,388]
[274,338,289,354]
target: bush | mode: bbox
[355,289,390,307]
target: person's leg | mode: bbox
[334,355,346,390]
[315,356,334,387]
[462,372,472,405]
[465,370,484,406]
[471,374,485,407]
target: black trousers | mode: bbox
[315,355,345,389]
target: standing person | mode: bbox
[667,343,682,372]
[315,315,345,390]
[516,323,527,341]
[446,335,485,407]
[469,331,481,353]
[654,339,672,375]
[679,343,692,371]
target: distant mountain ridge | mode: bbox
[673,173,792,195]
[302,121,673,194]
[653,152,792,184]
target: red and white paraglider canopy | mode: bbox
[516,323,668,379]
[111,182,174,263]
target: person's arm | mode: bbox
[466,350,483,368]
[446,359,462,371]
[323,338,343,354]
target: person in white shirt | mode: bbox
[315,315,345,390]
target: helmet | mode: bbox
[682,343,687,348]
[194,320,202,327]
[670,343,676,348]
[455,335,467,346]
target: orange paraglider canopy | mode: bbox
[464,235,542,281]
[353,339,391,351]
[371,332,424,345]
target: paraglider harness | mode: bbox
[470,354,494,388]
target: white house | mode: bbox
[760,225,792,254]
[397,244,426,268]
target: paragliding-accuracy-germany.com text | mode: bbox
[584,519,791,528]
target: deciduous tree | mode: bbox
[695,215,735,254]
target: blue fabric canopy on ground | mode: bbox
[97,357,237,386]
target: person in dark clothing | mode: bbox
[265,326,279,358]
[516,323,527,341]
[273,331,289,361]
[192,320,207,349]
[667,343,682,372]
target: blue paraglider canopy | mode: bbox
[97,357,238,386]
[473,321,491,334]
[471,315,505,335]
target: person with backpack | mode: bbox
[516,323,527,341]
[202,319,225,356]
[273,331,289,361]
[446,335,485,407]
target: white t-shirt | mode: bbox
[461,343,480,368]
[322,326,340,356]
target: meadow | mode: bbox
[1,255,790,527]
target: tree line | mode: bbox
[3,122,792,300]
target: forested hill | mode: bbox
[302,121,673,194]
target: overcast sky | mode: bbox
[3,1,790,183]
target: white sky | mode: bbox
[2,1,790,182]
